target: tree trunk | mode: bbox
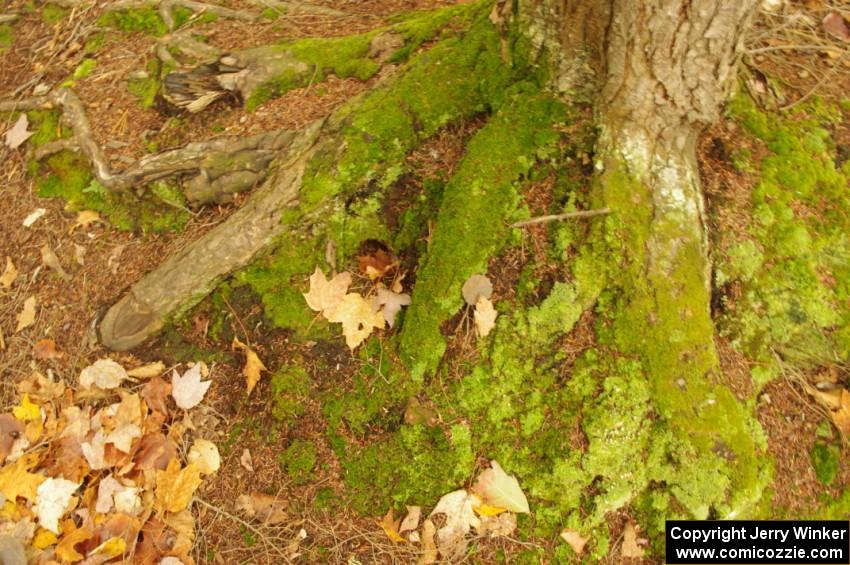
[524,0,767,517]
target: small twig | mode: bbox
[510,207,610,228]
[779,51,847,111]
[746,44,844,55]
[220,293,251,346]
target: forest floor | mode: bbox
[1,0,849,563]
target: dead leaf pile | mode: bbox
[303,267,411,350]
[378,460,529,562]
[0,359,218,564]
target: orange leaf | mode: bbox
[56,526,93,562]
[378,508,406,543]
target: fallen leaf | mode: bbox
[474,296,497,338]
[399,505,421,533]
[55,526,93,562]
[12,393,40,422]
[235,492,288,524]
[358,249,397,280]
[0,257,17,289]
[71,210,103,233]
[154,459,202,513]
[378,508,406,543]
[5,114,33,149]
[429,489,480,559]
[418,518,438,565]
[0,414,24,463]
[33,338,62,359]
[233,338,267,396]
[107,244,125,275]
[41,435,88,483]
[325,293,386,350]
[15,296,36,332]
[133,432,177,471]
[0,453,45,503]
[478,512,516,537]
[79,359,127,390]
[35,477,79,534]
[560,528,587,556]
[159,558,185,565]
[33,528,58,549]
[105,422,141,454]
[621,520,646,558]
[188,438,220,475]
[80,431,107,470]
[462,274,493,306]
[89,536,127,560]
[374,286,411,328]
[303,268,351,313]
[23,208,47,228]
[823,11,850,41]
[96,475,142,516]
[141,376,172,416]
[41,244,70,281]
[240,448,254,472]
[171,364,211,410]
[832,389,850,435]
[472,461,529,513]
[127,361,165,379]
[73,243,86,266]
[287,528,307,559]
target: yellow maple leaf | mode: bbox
[233,338,267,396]
[155,459,203,513]
[0,453,45,503]
[91,536,127,559]
[55,526,93,562]
[473,503,507,517]
[832,389,850,436]
[33,528,58,549]
[303,268,351,314]
[325,293,386,350]
[13,393,40,421]
[378,508,406,543]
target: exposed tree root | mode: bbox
[99,119,325,350]
[1,88,293,203]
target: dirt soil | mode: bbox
[1,0,849,564]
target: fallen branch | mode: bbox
[510,207,610,228]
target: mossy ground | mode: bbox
[24,110,189,234]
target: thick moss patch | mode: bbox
[719,95,850,372]
[27,111,189,233]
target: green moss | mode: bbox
[42,4,67,24]
[0,25,12,50]
[260,7,280,20]
[278,439,317,485]
[342,423,474,514]
[720,94,850,368]
[810,441,840,486]
[244,1,487,111]
[84,32,104,54]
[399,85,564,380]
[270,365,311,426]
[129,59,167,108]
[98,7,168,36]
[73,58,97,80]
[243,12,524,337]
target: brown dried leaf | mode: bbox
[560,528,587,556]
[0,256,17,289]
[234,492,288,525]
[33,338,63,360]
[141,376,172,416]
[378,508,406,543]
[303,268,351,313]
[417,518,438,565]
[621,520,647,558]
[154,459,202,513]
[232,338,267,396]
[325,293,386,350]
[15,296,36,332]
[473,297,498,338]
[134,433,177,471]
[832,389,850,435]
[56,526,94,562]
[823,11,850,42]
[4,114,33,149]
[358,249,397,280]
[462,274,493,306]
[41,245,70,281]
[0,414,24,463]
[127,361,166,379]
